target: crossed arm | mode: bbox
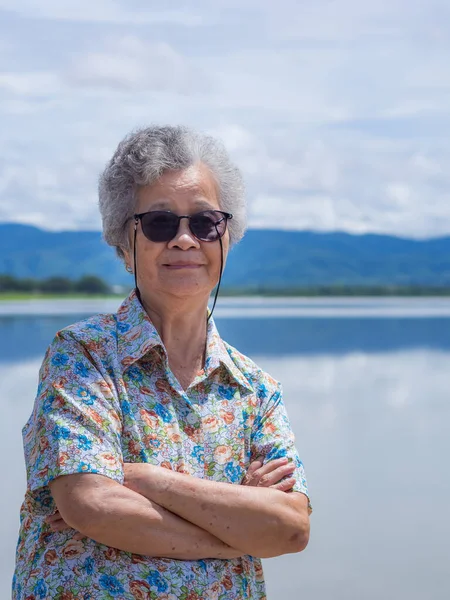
[49,458,310,560]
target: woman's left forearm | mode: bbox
[126,465,309,558]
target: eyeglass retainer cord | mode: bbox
[132,218,223,321]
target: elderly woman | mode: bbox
[13,126,311,600]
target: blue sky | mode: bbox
[0,0,449,238]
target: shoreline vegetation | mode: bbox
[2,275,450,300]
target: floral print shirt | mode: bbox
[13,290,309,600]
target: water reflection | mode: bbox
[1,358,38,593]
[1,315,449,599]
[3,313,450,363]
[255,352,450,600]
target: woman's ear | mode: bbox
[122,247,133,273]
[121,221,136,272]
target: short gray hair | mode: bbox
[99,125,247,260]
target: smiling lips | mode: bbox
[163,263,204,269]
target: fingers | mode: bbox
[272,477,296,492]
[47,518,71,532]
[242,456,296,487]
[257,462,296,488]
[45,511,62,523]
[256,457,291,478]
[247,458,264,476]
[45,512,67,531]
[45,511,83,537]
[241,457,263,485]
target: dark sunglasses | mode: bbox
[134,209,233,243]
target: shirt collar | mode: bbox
[116,290,253,392]
[116,290,164,368]
[204,315,254,392]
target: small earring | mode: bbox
[126,265,133,274]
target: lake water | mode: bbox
[2,297,450,599]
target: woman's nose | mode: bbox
[168,218,200,249]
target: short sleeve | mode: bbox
[251,382,311,510]
[22,330,124,513]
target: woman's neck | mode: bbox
[140,293,209,388]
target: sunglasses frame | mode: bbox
[133,209,233,243]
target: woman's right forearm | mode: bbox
[83,489,240,559]
[51,474,241,560]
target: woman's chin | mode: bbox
[156,278,213,299]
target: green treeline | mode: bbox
[0,274,113,295]
[220,285,450,297]
[2,274,450,297]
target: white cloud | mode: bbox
[0,0,206,25]
[66,36,210,94]
[0,37,209,97]
[254,349,450,435]
[210,123,450,237]
[0,1,450,236]
[0,146,102,231]
[0,72,60,96]
[250,193,340,232]
[386,183,411,208]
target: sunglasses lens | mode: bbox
[141,212,178,242]
[190,211,226,241]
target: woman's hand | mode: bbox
[45,511,85,539]
[241,456,296,491]
[122,459,297,494]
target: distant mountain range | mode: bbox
[1,222,450,289]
